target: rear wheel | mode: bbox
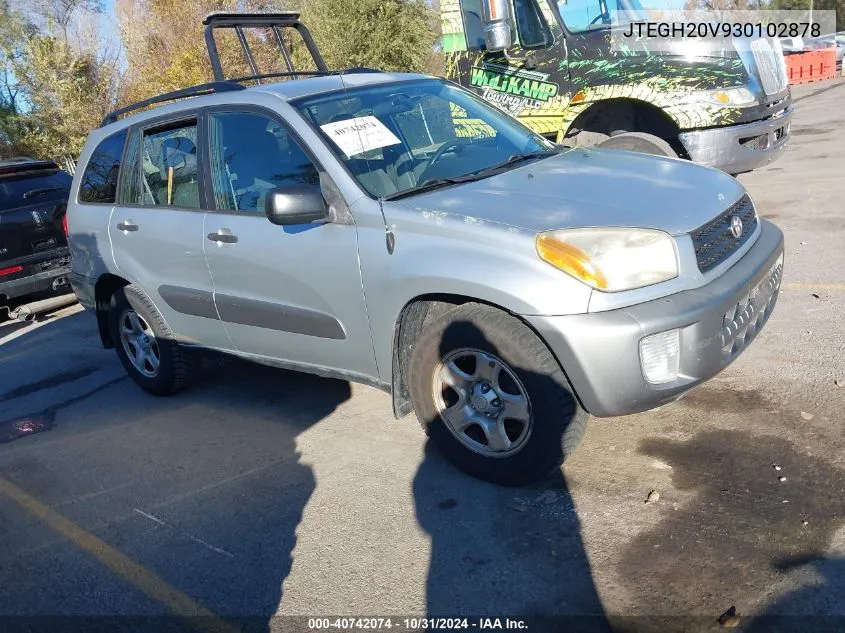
[108,284,196,395]
[408,303,589,486]
[597,132,678,158]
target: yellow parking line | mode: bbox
[0,476,240,633]
[782,282,845,291]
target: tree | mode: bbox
[12,32,121,161]
[0,1,30,157]
[300,0,440,74]
[0,0,121,162]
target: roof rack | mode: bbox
[100,81,244,127]
[203,12,329,82]
[99,13,383,127]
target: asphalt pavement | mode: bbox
[0,78,843,633]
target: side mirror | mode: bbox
[264,185,328,226]
[484,21,513,51]
[482,0,513,51]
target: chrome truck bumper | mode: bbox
[679,105,794,174]
[526,219,784,417]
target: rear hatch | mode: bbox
[0,161,72,273]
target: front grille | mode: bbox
[752,38,788,96]
[692,194,758,273]
[722,259,783,359]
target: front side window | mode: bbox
[78,130,127,204]
[459,0,487,51]
[208,111,320,213]
[295,79,552,199]
[140,121,200,208]
[514,0,553,47]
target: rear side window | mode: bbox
[78,130,128,204]
[140,121,200,208]
[0,168,72,209]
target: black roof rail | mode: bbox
[100,81,244,127]
[203,11,329,82]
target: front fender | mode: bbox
[355,202,592,384]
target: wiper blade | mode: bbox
[475,150,557,175]
[381,150,557,202]
[381,176,474,201]
[23,186,65,199]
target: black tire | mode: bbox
[408,303,589,486]
[108,284,196,396]
[597,132,678,158]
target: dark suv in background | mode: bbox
[0,157,72,305]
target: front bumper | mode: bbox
[679,104,793,174]
[526,219,784,417]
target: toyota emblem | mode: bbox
[730,215,743,239]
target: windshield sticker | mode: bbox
[320,116,401,157]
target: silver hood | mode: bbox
[389,147,747,236]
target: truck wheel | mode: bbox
[597,132,678,158]
[408,303,589,486]
[108,284,196,396]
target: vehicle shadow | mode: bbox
[185,357,352,633]
[744,555,845,632]
[412,320,610,631]
[0,325,351,632]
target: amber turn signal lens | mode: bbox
[536,234,608,290]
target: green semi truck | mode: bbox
[441,0,793,173]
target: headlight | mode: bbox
[536,228,678,292]
[698,87,757,107]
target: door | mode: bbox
[446,0,573,139]
[202,109,378,380]
[109,116,230,349]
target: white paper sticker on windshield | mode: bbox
[320,116,401,157]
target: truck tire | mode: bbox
[597,132,678,158]
[408,303,589,486]
[108,284,196,396]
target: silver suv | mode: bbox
[67,15,784,486]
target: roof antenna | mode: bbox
[337,72,395,255]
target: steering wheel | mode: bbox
[418,139,471,184]
[589,13,607,25]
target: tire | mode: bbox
[408,303,589,486]
[597,132,678,158]
[108,284,196,396]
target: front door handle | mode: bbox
[117,220,138,232]
[207,230,238,244]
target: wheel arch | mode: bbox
[390,293,585,420]
[565,97,684,151]
[94,273,130,348]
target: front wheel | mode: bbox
[597,132,678,158]
[408,303,589,486]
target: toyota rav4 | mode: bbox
[66,13,784,486]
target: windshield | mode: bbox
[553,0,647,33]
[295,79,554,199]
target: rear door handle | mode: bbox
[207,230,238,244]
[117,220,138,232]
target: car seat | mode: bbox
[224,116,284,211]
[159,136,199,207]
